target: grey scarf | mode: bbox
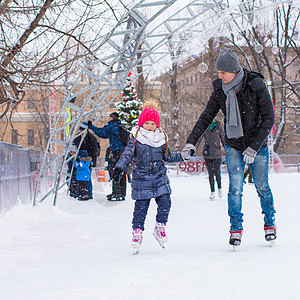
[222,67,244,139]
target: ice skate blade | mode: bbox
[153,233,166,249]
[268,240,275,247]
[133,249,139,255]
[232,245,239,252]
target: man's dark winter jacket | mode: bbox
[187,69,275,152]
[73,131,98,167]
[115,138,183,200]
[89,119,125,153]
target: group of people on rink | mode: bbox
[66,48,277,254]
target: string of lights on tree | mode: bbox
[115,71,143,131]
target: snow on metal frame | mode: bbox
[33,0,288,206]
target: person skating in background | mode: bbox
[66,144,79,198]
[73,150,92,201]
[243,164,253,184]
[182,48,276,247]
[112,101,184,254]
[73,125,98,200]
[85,112,126,201]
[200,119,225,200]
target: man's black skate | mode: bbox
[264,226,276,244]
[114,194,125,201]
[229,230,243,248]
[106,193,115,201]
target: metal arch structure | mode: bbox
[33,0,288,205]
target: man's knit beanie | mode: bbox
[216,48,241,73]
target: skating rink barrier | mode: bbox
[0,142,299,214]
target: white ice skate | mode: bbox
[132,228,143,255]
[153,222,168,249]
[218,189,223,198]
[209,192,215,200]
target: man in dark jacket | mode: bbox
[85,112,126,201]
[182,48,276,247]
[73,126,98,200]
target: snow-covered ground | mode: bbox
[0,172,299,300]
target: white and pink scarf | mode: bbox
[131,126,167,148]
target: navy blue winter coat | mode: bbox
[115,138,183,200]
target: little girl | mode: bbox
[112,101,184,254]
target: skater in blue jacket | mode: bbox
[112,101,184,254]
[74,150,92,201]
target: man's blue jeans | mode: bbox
[225,145,276,231]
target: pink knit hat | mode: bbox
[138,105,160,128]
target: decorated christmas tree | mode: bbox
[115,71,143,130]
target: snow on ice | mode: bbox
[0,172,299,300]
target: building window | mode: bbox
[27,100,35,109]
[11,130,18,145]
[28,129,35,146]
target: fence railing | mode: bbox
[0,142,57,214]
[0,141,299,214]
[166,154,300,175]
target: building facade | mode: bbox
[157,46,299,155]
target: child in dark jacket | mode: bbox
[74,150,92,201]
[113,101,184,254]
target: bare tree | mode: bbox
[224,2,299,153]
[0,0,129,139]
[167,37,183,152]
[136,43,145,102]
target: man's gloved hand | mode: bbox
[182,143,196,160]
[112,167,123,183]
[243,147,257,164]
